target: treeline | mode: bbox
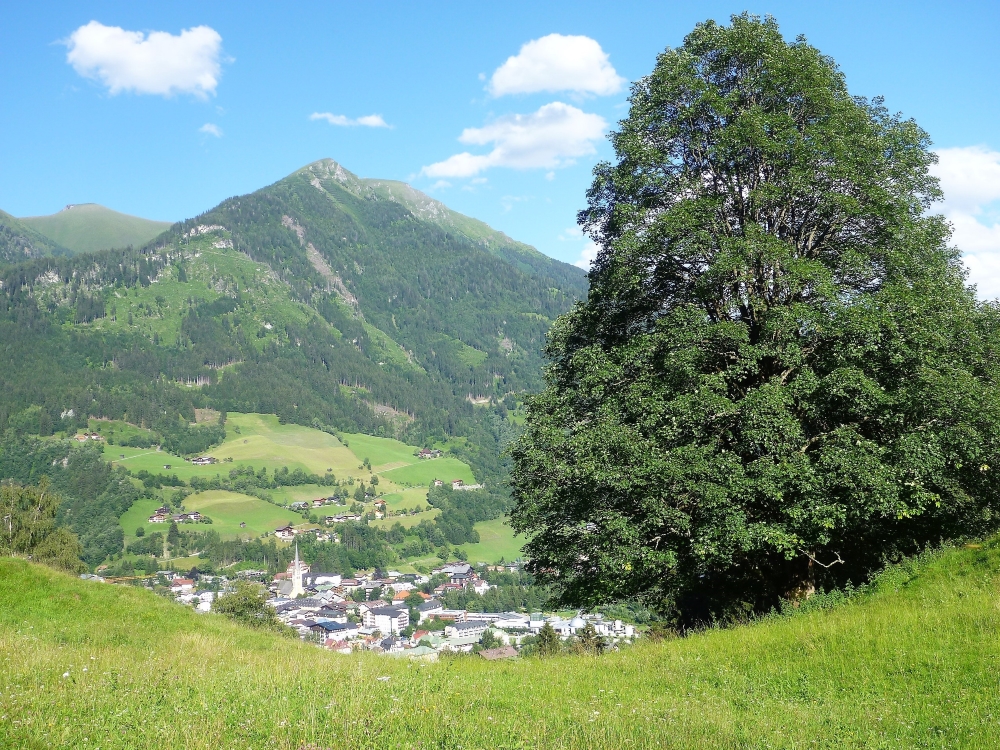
[0,435,143,566]
[426,484,511,545]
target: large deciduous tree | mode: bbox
[510,14,1000,625]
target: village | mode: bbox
[91,544,637,661]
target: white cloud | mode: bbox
[489,34,624,97]
[931,146,1000,299]
[422,102,606,178]
[309,112,390,128]
[65,21,222,98]
[573,240,600,270]
[199,123,222,137]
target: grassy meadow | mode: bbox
[457,517,525,564]
[4,539,1000,748]
[182,490,303,539]
[103,411,521,563]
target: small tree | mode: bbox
[481,629,502,650]
[572,623,606,656]
[135,526,145,538]
[213,581,289,634]
[535,622,560,657]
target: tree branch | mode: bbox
[800,549,844,568]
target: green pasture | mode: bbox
[370,508,440,530]
[99,415,478,497]
[458,516,526,563]
[103,445,230,482]
[381,457,475,486]
[182,491,301,539]
[7,539,1000,747]
[216,413,359,477]
[379,487,429,513]
[118,498,163,544]
[268,484,338,507]
[339,432,424,472]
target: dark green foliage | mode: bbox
[0,478,87,574]
[127,532,164,557]
[0,209,70,266]
[0,436,140,567]
[426,484,511,545]
[212,580,290,633]
[511,14,1000,625]
[571,623,606,655]
[534,622,561,657]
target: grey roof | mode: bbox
[369,606,406,617]
[451,620,487,632]
[418,600,443,611]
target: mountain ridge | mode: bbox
[0,158,587,484]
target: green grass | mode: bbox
[340,432,424,471]
[369,508,440,530]
[379,487,430,513]
[118,498,163,544]
[4,540,1000,748]
[20,203,171,254]
[183,490,302,539]
[381,457,476,487]
[457,516,525,564]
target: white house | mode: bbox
[363,606,409,635]
[444,620,487,638]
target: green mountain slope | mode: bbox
[20,203,172,254]
[3,540,1000,747]
[0,159,585,481]
[0,208,70,264]
[303,160,583,287]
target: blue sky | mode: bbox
[2,1,999,291]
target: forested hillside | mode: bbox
[0,209,70,265]
[0,159,585,481]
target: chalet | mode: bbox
[434,562,472,577]
[451,479,465,489]
[290,501,310,510]
[147,513,169,524]
[329,513,362,524]
[274,525,295,541]
[363,606,409,635]
[417,448,442,459]
[190,456,217,466]
[433,479,444,487]
[170,578,194,593]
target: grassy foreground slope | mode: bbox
[4,542,1000,748]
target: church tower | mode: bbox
[290,542,304,598]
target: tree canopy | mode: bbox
[510,14,1000,625]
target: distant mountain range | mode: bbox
[0,159,587,480]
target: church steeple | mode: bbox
[290,541,304,598]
